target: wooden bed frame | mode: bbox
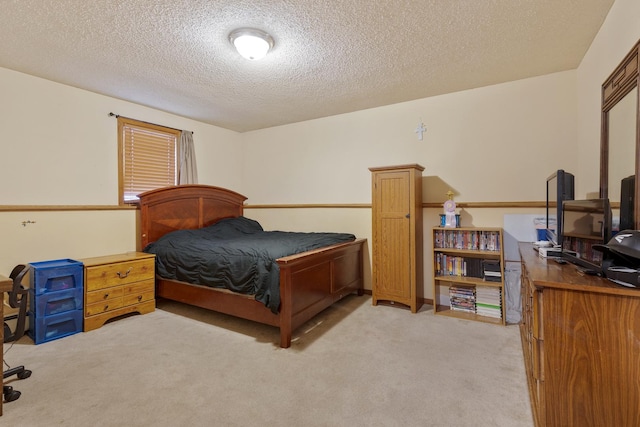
[138,185,365,348]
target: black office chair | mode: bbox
[3,264,32,403]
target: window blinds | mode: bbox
[119,118,179,203]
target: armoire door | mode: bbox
[372,169,412,301]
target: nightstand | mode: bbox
[81,252,155,331]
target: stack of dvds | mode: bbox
[475,286,502,319]
[449,285,475,313]
[482,259,502,282]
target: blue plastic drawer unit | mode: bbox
[28,310,84,344]
[28,258,84,344]
[29,287,83,317]
[29,259,83,295]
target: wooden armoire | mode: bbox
[369,164,424,312]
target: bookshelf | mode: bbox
[432,227,506,325]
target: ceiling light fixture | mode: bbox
[229,28,274,60]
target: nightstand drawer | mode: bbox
[123,280,155,305]
[85,258,154,291]
[85,298,124,316]
[85,287,124,305]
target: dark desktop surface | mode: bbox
[560,250,603,276]
[522,243,632,294]
[533,242,603,275]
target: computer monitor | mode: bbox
[620,175,635,231]
[546,170,575,246]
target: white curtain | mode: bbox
[178,130,198,184]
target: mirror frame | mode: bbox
[600,40,640,229]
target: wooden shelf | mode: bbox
[433,248,501,258]
[563,233,602,240]
[435,275,503,287]
[434,304,504,325]
[432,227,506,325]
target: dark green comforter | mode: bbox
[143,216,355,313]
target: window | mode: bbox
[118,117,180,204]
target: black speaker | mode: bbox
[620,175,635,231]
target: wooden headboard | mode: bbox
[138,185,247,249]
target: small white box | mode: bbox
[538,246,562,258]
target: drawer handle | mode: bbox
[117,268,132,279]
[137,295,143,302]
[103,293,110,299]
[104,305,109,311]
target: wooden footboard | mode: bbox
[156,238,365,347]
[278,238,365,347]
[139,185,366,348]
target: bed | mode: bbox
[138,184,366,348]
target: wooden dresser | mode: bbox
[81,252,155,331]
[519,243,640,427]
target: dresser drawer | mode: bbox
[123,279,155,305]
[85,258,154,291]
[85,286,124,305]
[85,297,124,316]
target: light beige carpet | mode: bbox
[2,296,533,426]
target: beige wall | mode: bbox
[0,67,243,205]
[1,0,639,300]
[0,68,243,273]
[241,71,578,297]
[241,0,640,299]
[576,0,640,199]
[241,71,578,204]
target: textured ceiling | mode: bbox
[0,0,614,132]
